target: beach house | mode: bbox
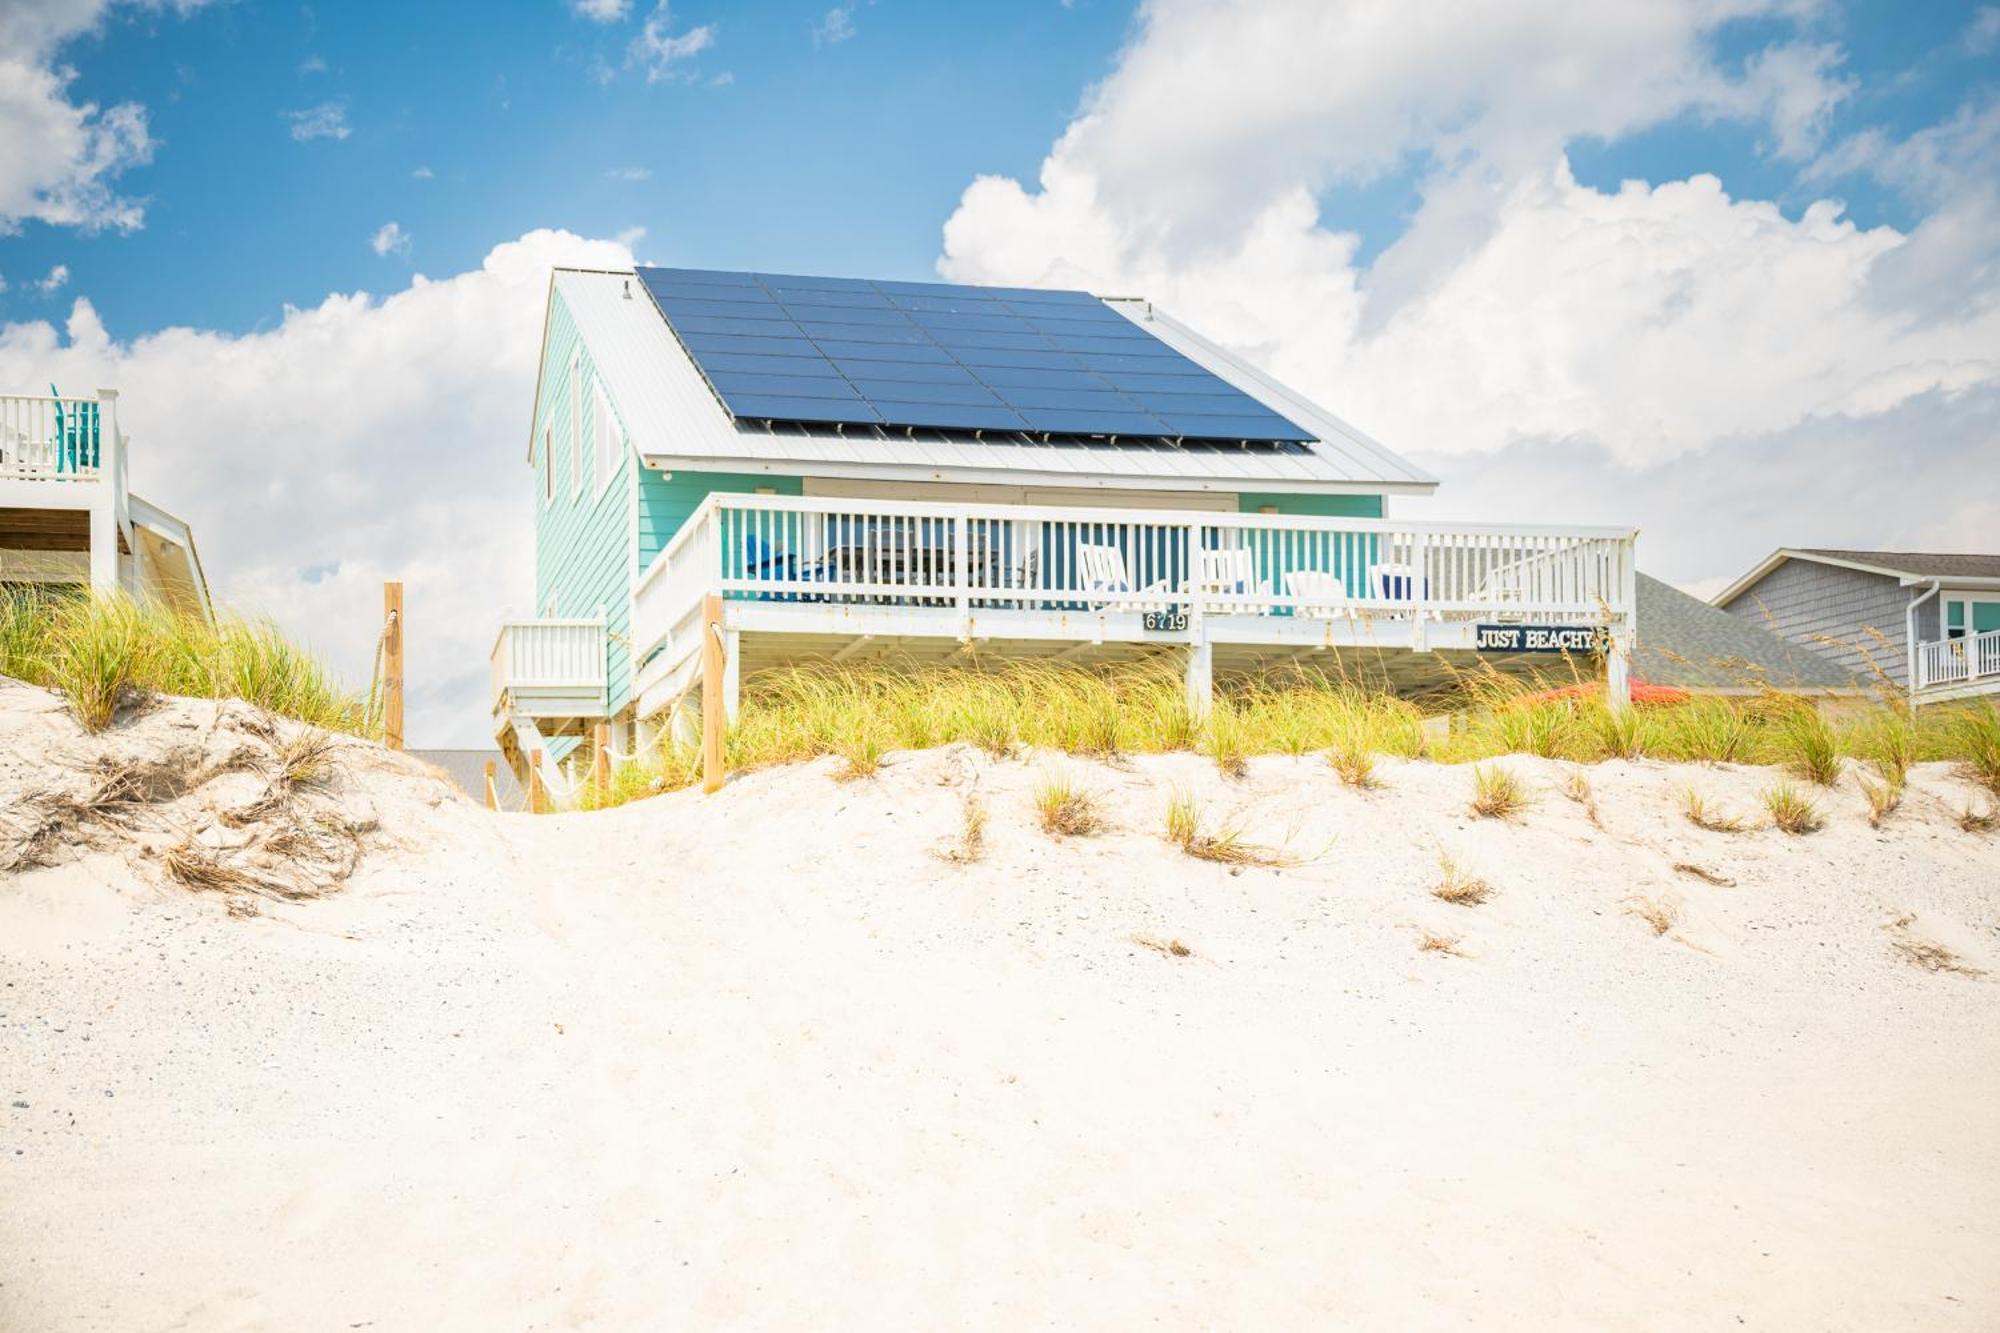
[1,386,210,614]
[491,267,1639,774]
[1715,548,2000,703]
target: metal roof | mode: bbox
[1715,547,2000,606]
[549,268,1438,495]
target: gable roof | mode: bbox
[1714,547,2000,607]
[542,267,1439,496]
[1636,573,1857,692]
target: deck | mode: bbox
[1913,629,2000,704]
[595,493,1639,722]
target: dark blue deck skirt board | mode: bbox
[636,266,1317,443]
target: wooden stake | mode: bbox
[529,749,548,815]
[382,581,404,751]
[483,759,497,811]
[593,722,611,794]
[701,592,725,794]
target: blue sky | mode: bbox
[3,0,1991,336]
[0,0,1994,744]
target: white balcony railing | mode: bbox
[632,493,1637,686]
[0,392,109,481]
[1915,628,2000,693]
[490,617,607,715]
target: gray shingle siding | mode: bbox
[1721,560,1914,686]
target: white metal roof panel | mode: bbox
[551,268,1437,495]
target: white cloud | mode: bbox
[606,165,651,181]
[0,229,638,745]
[285,99,350,142]
[938,0,2000,592]
[812,5,856,46]
[629,2,715,82]
[0,0,197,233]
[298,54,327,75]
[1965,6,2000,55]
[36,263,70,294]
[412,165,434,180]
[370,221,410,256]
[571,0,631,21]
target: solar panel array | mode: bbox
[634,267,1314,444]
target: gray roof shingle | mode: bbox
[1794,549,2000,580]
[1635,573,1857,691]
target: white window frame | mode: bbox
[592,379,620,496]
[569,356,583,499]
[1943,593,2000,640]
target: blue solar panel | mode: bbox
[634,267,1316,443]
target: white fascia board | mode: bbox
[636,453,1431,496]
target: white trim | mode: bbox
[1716,548,2000,607]
[542,424,554,505]
[569,355,583,500]
[639,452,1420,497]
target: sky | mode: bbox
[0,0,1996,744]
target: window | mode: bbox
[569,357,582,498]
[1944,595,2000,640]
[542,425,553,503]
[592,380,619,493]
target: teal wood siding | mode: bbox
[532,290,637,715]
[637,469,803,567]
[1236,492,1383,520]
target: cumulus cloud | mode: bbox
[0,0,211,233]
[571,0,631,20]
[0,229,638,744]
[285,99,350,142]
[938,0,2000,592]
[370,221,410,256]
[629,2,715,82]
[36,263,71,293]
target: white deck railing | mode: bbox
[632,492,1636,681]
[1915,628,2000,693]
[0,392,109,480]
[490,617,607,707]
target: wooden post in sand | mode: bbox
[382,581,404,751]
[483,760,497,811]
[528,750,548,815]
[701,592,725,794]
[593,722,611,794]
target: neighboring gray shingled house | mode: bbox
[1634,574,1854,694]
[409,749,522,809]
[1713,549,2000,701]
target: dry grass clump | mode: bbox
[1468,764,1533,820]
[1559,766,1603,828]
[1672,862,1735,887]
[1132,933,1193,958]
[1678,786,1751,833]
[1327,732,1380,789]
[1859,773,1903,827]
[0,589,371,735]
[1430,851,1493,906]
[934,793,988,865]
[1163,788,1292,866]
[1626,895,1679,937]
[1962,803,1997,835]
[1416,930,1465,957]
[1032,771,1106,838]
[1762,780,1823,835]
[1886,914,1986,978]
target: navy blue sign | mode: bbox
[1474,624,1608,654]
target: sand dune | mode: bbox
[3,679,1998,1330]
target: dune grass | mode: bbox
[1,589,373,735]
[1762,780,1824,835]
[555,656,2000,813]
[1032,770,1107,838]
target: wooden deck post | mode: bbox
[529,749,548,814]
[701,592,726,793]
[382,581,404,751]
[593,722,612,794]
[1605,632,1632,712]
[483,759,497,811]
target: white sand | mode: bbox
[3,678,1999,1330]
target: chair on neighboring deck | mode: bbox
[1194,548,1269,605]
[1077,542,1173,613]
[1284,571,1355,619]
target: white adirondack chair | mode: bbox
[1077,542,1172,612]
[1284,570,1354,619]
[1194,547,1268,601]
